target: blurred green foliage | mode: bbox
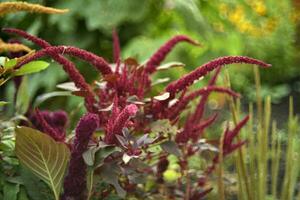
[0,0,299,107]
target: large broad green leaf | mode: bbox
[3,181,19,200]
[14,61,49,76]
[15,126,70,200]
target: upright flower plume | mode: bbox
[113,29,121,64]
[61,113,99,200]
[0,2,68,16]
[190,66,222,124]
[205,116,249,175]
[166,56,271,95]
[105,104,138,144]
[144,35,200,74]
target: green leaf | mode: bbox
[15,126,70,200]
[83,144,121,168]
[3,182,20,200]
[14,61,49,76]
[0,101,9,106]
[0,57,7,66]
[99,163,126,198]
[4,59,17,70]
[17,186,30,200]
[20,167,53,200]
[15,76,30,115]
[34,91,71,107]
[156,62,185,71]
[161,141,181,157]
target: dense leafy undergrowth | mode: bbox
[1,2,299,200]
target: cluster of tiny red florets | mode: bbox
[3,27,271,199]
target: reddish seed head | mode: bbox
[105,104,138,144]
[166,56,271,95]
[62,113,99,200]
[112,28,121,63]
[145,35,200,74]
[31,109,67,142]
[15,46,112,75]
[2,27,50,48]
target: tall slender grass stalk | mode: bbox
[271,120,280,198]
[231,67,299,200]
[224,69,252,200]
[280,97,299,200]
[217,131,225,200]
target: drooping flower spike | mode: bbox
[3,28,98,112]
[61,113,99,200]
[0,1,68,16]
[166,56,271,95]
[144,35,200,74]
[32,109,67,142]
[2,28,51,47]
[14,46,112,75]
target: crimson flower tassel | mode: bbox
[166,56,271,95]
[3,28,97,112]
[189,113,218,142]
[144,35,200,74]
[190,66,222,124]
[3,28,51,48]
[61,113,99,200]
[105,104,138,144]
[15,46,112,75]
[168,86,239,120]
[205,116,249,175]
[31,109,67,142]
[190,188,213,200]
[113,28,121,64]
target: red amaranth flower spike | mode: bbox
[190,66,222,124]
[61,113,99,200]
[205,116,249,175]
[32,109,66,142]
[144,35,200,74]
[166,56,271,95]
[15,46,112,75]
[190,188,213,200]
[3,28,97,112]
[2,27,50,47]
[168,86,239,120]
[113,28,121,64]
[105,104,138,144]
[223,115,249,150]
[189,113,218,141]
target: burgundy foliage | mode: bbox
[61,113,99,200]
[3,28,271,199]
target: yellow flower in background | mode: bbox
[250,1,267,16]
[228,5,244,23]
[216,1,282,37]
[219,3,229,16]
